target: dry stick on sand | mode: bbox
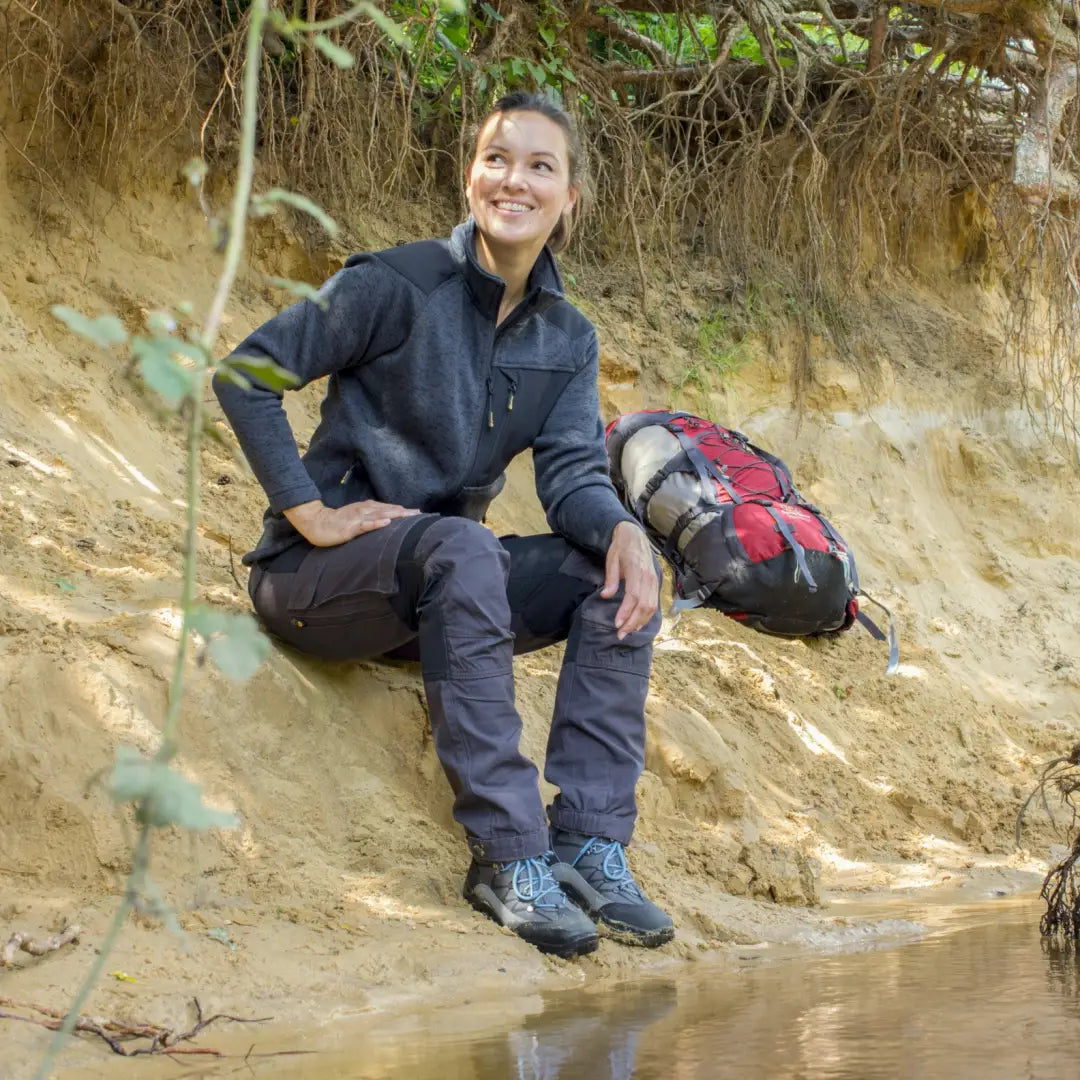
[1,926,81,968]
[0,996,282,1058]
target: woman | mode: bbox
[215,92,673,958]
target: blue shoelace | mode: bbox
[572,838,646,902]
[498,855,567,909]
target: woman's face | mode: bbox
[466,110,577,254]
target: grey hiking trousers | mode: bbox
[248,514,660,863]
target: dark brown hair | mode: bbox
[471,91,587,253]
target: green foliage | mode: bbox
[313,33,355,68]
[251,188,340,238]
[264,275,330,310]
[50,305,128,349]
[222,353,301,393]
[107,747,239,830]
[131,336,200,408]
[189,605,273,683]
[675,310,750,413]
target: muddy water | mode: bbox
[95,898,1080,1079]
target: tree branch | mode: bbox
[1013,54,1080,204]
[581,11,675,67]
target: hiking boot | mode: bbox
[464,854,599,958]
[550,830,675,948]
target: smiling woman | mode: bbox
[213,90,674,960]
[466,96,584,327]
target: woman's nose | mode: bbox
[502,161,528,190]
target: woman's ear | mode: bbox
[566,184,579,214]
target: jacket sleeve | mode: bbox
[212,258,409,515]
[532,332,640,555]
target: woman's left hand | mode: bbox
[602,521,659,640]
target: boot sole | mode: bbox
[465,888,599,959]
[598,916,676,949]
[551,862,675,949]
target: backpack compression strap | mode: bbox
[856,592,900,675]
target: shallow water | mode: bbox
[76,898,1080,1080]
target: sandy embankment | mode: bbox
[1,153,1077,1073]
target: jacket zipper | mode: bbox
[456,290,539,493]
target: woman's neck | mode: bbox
[473,232,542,324]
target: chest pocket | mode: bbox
[493,364,574,457]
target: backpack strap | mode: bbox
[761,505,818,591]
[856,591,900,675]
[731,428,797,502]
[663,423,745,505]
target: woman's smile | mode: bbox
[466,111,577,256]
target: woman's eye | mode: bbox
[485,153,504,164]
[533,161,552,172]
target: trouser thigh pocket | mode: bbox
[572,619,654,675]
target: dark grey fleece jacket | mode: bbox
[214,219,637,565]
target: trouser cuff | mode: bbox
[547,807,635,847]
[468,826,551,864]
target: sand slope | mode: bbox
[1,165,1076,1072]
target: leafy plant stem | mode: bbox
[162,0,268,757]
[202,0,268,359]
[33,829,151,1080]
[159,370,204,760]
[33,4,269,1075]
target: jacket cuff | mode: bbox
[267,481,322,516]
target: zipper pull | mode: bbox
[486,376,494,428]
[507,377,517,412]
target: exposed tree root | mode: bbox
[1,926,81,969]
[0,995,297,1059]
[1016,745,1080,940]
[4,1,1080,444]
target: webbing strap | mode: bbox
[730,428,796,501]
[665,423,745,505]
[764,506,818,591]
[857,591,900,675]
[663,504,713,563]
[635,450,707,520]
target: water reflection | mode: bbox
[115,901,1080,1080]
[505,982,676,1080]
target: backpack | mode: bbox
[606,410,897,670]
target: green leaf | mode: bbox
[441,0,467,13]
[222,354,300,393]
[183,158,208,187]
[527,61,547,85]
[479,2,504,21]
[56,577,76,593]
[313,33,355,68]
[214,366,252,391]
[251,188,340,238]
[207,927,238,950]
[360,4,407,45]
[539,25,556,47]
[147,310,178,336]
[107,746,239,830]
[561,67,577,84]
[190,605,272,683]
[131,337,195,408]
[51,305,128,349]
[263,275,330,311]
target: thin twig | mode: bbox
[1,926,81,968]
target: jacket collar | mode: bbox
[449,218,564,322]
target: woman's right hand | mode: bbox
[283,499,420,547]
